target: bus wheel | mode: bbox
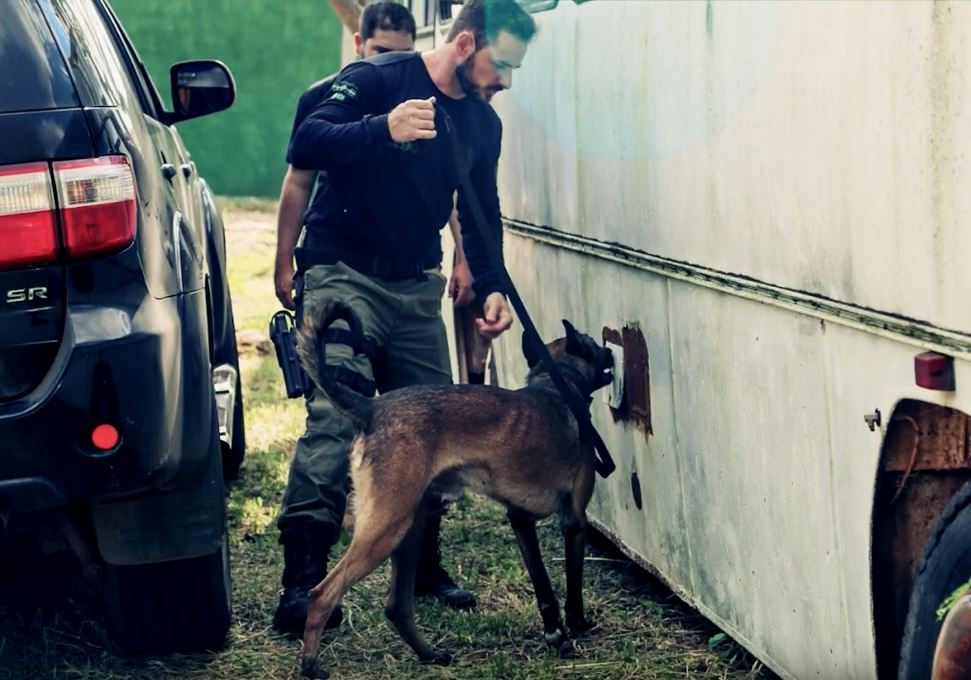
[899,481,971,679]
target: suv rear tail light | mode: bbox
[0,162,57,271]
[53,156,136,260]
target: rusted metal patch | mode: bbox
[602,324,652,434]
[883,400,971,472]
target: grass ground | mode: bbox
[0,198,772,680]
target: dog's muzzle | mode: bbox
[595,346,614,389]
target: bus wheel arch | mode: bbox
[872,399,971,679]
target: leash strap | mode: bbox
[440,109,615,478]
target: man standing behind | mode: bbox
[274,2,417,312]
[271,1,417,637]
[277,0,536,639]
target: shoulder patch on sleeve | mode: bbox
[328,81,358,103]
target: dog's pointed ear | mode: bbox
[522,332,542,369]
[563,319,582,354]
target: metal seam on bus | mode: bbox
[503,219,971,360]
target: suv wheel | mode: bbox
[105,534,231,654]
[104,403,232,654]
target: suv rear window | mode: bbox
[0,0,79,113]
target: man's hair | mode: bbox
[446,0,537,47]
[360,1,417,41]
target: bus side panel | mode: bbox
[497,235,971,677]
[496,1,971,336]
[495,237,695,601]
[669,283,882,679]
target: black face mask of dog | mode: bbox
[522,320,615,398]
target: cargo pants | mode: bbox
[277,260,452,537]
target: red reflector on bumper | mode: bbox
[915,352,955,391]
[91,424,120,451]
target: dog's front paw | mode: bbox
[566,615,595,635]
[558,637,578,659]
[300,656,329,679]
[420,649,453,667]
[544,627,568,648]
[544,628,578,658]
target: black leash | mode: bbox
[440,109,615,478]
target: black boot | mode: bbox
[272,524,343,637]
[414,506,476,610]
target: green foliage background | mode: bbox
[112,0,343,196]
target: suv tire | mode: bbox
[106,534,231,654]
[105,402,232,654]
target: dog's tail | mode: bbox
[297,300,374,430]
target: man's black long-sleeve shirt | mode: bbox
[286,74,337,167]
[288,52,505,299]
[284,74,337,226]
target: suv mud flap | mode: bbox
[103,441,231,655]
[91,436,226,566]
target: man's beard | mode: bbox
[457,60,503,102]
[456,60,484,100]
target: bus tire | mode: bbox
[899,480,971,679]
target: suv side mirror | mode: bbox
[167,60,235,124]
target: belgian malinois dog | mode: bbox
[296,300,614,679]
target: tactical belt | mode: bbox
[295,245,440,281]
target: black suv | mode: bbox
[0,0,245,653]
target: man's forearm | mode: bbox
[290,113,390,169]
[458,170,505,300]
[276,182,311,265]
[447,207,467,265]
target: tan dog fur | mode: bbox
[295,300,614,679]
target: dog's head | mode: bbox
[524,320,614,396]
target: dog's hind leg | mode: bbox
[386,504,452,666]
[507,509,571,655]
[564,461,596,635]
[563,501,593,635]
[300,507,416,678]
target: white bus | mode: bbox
[395,1,971,677]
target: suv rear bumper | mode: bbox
[0,289,212,516]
